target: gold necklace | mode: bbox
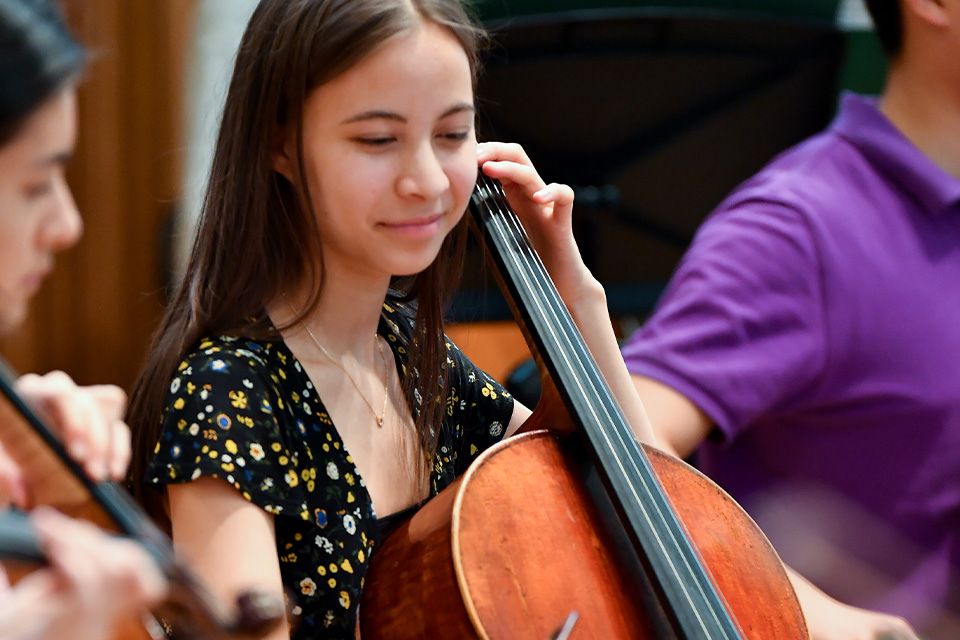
[290,304,390,429]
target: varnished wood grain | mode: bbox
[360,431,809,639]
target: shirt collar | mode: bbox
[831,92,960,216]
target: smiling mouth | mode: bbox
[383,213,444,229]
[379,214,448,239]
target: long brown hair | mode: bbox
[127,0,486,505]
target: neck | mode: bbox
[880,59,960,180]
[270,272,390,358]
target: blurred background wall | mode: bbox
[0,0,886,393]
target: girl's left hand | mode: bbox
[477,142,595,306]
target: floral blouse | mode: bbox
[145,302,514,639]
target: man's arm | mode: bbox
[630,375,711,459]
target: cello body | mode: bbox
[360,428,808,639]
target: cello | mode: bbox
[359,174,810,638]
[0,356,285,639]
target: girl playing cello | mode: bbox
[127,0,657,638]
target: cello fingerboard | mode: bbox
[469,175,743,640]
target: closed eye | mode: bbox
[353,136,396,147]
[24,180,54,199]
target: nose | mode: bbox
[40,175,83,252]
[395,141,450,201]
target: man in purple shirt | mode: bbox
[622,1,960,639]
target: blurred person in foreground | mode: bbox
[0,1,167,638]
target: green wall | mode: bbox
[840,31,886,94]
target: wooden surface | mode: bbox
[361,430,809,639]
[454,432,656,639]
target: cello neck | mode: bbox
[0,509,45,566]
[469,175,743,640]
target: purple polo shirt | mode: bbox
[622,94,960,631]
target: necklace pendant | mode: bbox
[377,417,384,428]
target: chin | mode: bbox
[388,246,448,277]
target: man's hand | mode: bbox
[789,568,921,640]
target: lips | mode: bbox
[383,213,443,228]
[379,213,445,238]
[21,266,52,294]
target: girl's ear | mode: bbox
[271,124,295,181]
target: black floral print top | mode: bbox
[145,302,514,639]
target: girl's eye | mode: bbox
[354,136,395,147]
[439,131,469,142]
[24,180,54,199]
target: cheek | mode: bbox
[0,204,29,272]
[312,154,391,212]
[0,215,26,320]
[0,179,35,291]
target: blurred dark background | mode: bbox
[0,0,885,396]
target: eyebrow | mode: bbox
[341,102,475,125]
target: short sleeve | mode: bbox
[145,339,309,518]
[445,338,515,475]
[621,199,827,439]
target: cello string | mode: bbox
[473,186,710,620]
[483,189,732,638]
[484,184,740,638]
[479,176,680,534]
[482,187,714,616]
[480,176,691,546]
[474,176,737,639]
